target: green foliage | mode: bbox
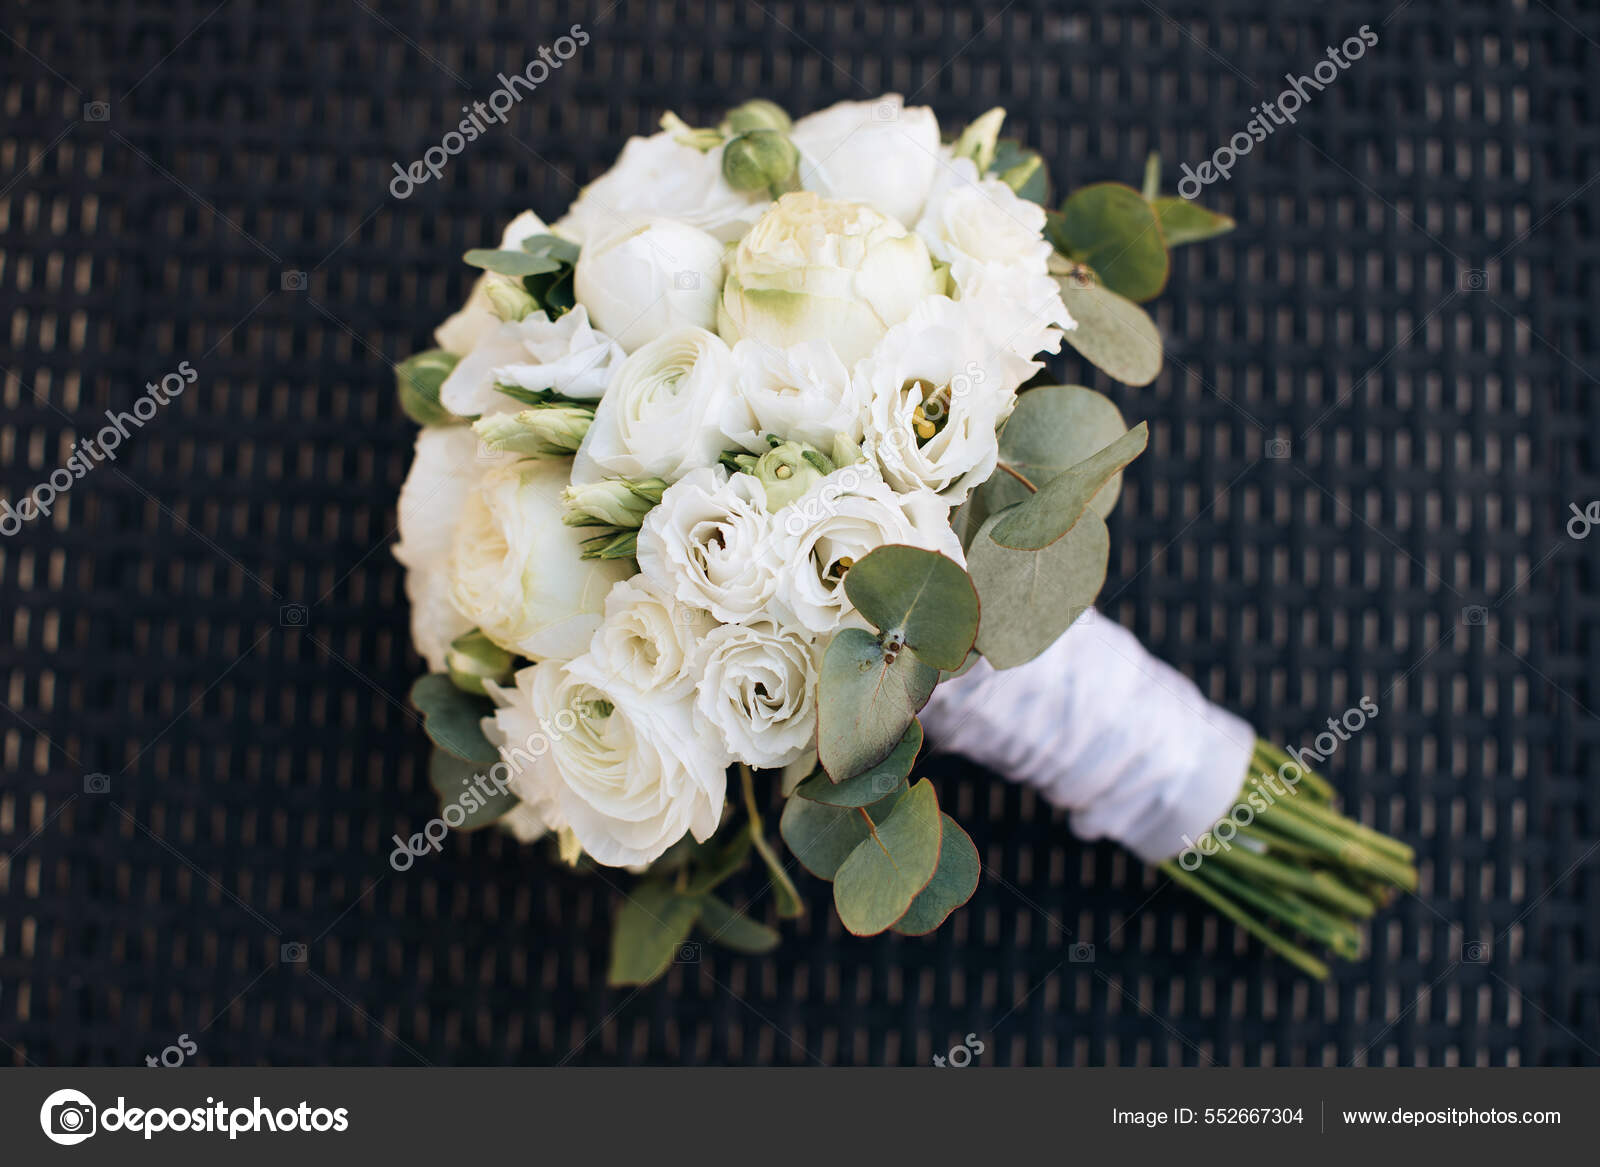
[698,894,781,954]
[409,674,499,765]
[795,720,919,806]
[395,349,459,426]
[894,814,981,935]
[427,749,517,831]
[817,627,939,782]
[990,424,1148,550]
[842,546,980,671]
[832,780,944,936]
[606,882,703,987]
[1049,183,1170,302]
[968,509,1109,669]
[979,385,1130,523]
[1055,268,1164,386]
[1152,197,1235,247]
[463,248,563,277]
[779,794,883,881]
[990,139,1050,204]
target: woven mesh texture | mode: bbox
[2,0,1597,1066]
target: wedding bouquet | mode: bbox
[392,95,1416,985]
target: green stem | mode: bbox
[1211,843,1376,917]
[739,764,805,919]
[1162,862,1330,979]
[1194,856,1362,960]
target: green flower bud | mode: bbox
[721,130,800,193]
[447,629,514,696]
[829,433,867,469]
[952,106,1006,173]
[395,349,460,426]
[724,99,792,135]
[561,477,668,529]
[660,111,725,153]
[473,406,593,457]
[485,281,538,322]
[749,440,835,512]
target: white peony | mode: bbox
[789,95,941,225]
[553,130,768,246]
[588,575,716,700]
[487,657,729,868]
[439,306,623,418]
[859,295,1037,502]
[694,618,820,768]
[635,466,786,624]
[773,465,966,634]
[575,327,744,482]
[392,426,486,671]
[573,217,726,352]
[916,156,1054,271]
[434,210,550,355]
[726,338,863,452]
[449,458,632,660]
[717,191,939,365]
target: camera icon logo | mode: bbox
[281,270,308,291]
[1265,437,1292,460]
[1458,269,1488,292]
[278,603,308,627]
[673,271,701,291]
[1461,940,1490,963]
[83,772,111,794]
[873,100,899,121]
[82,102,111,122]
[280,941,308,963]
[1068,941,1096,963]
[1461,605,1488,626]
[40,1088,97,1145]
[675,941,701,964]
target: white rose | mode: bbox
[588,575,716,700]
[575,327,744,482]
[392,426,485,671]
[726,337,863,451]
[718,191,939,365]
[574,217,726,352]
[916,156,1054,271]
[859,295,1037,502]
[790,95,941,225]
[434,210,550,355]
[553,131,768,246]
[694,618,820,768]
[439,305,624,418]
[449,458,632,660]
[487,657,728,868]
[635,466,786,624]
[773,465,965,634]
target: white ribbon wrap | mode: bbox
[919,611,1256,863]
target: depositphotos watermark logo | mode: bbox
[39,1088,350,1143]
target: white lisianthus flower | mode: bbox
[576,327,745,482]
[635,466,787,624]
[449,459,632,660]
[553,131,768,246]
[588,576,716,700]
[726,338,863,451]
[486,657,729,868]
[718,192,939,365]
[916,156,1054,271]
[789,95,941,225]
[434,210,550,355]
[392,426,486,671]
[574,218,726,353]
[694,618,821,768]
[439,306,623,418]
[773,465,966,634]
[947,256,1075,363]
[859,296,1037,503]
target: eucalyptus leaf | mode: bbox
[843,545,980,671]
[980,385,1130,521]
[427,749,517,831]
[893,814,981,935]
[795,720,920,806]
[990,139,1050,205]
[990,423,1147,551]
[832,779,944,936]
[1056,271,1163,387]
[409,674,499,765]
[698,894,781,955]
[395,349,460,426]
[969,508,1109,669]
[778,795,875,880]
[606,883,703,987]
[817,627,939,781]
[1152,197,1235,247]
[1051,182,1169,302]
[462,248,563,277]
[520,233,581,265]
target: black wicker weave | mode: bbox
[1,0,1596,1066]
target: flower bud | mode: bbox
[830,432,867,468]
[951,106,1006,173]
[473,406,593,457]
[721,130,800,193]
[446,628,514,696]
[724,99,792,135]
[659,111,724,153]
[561,477,668,529]
[750,440,834,511]
[485,281,538,322]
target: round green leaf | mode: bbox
[1051,182,1169,302]
[795,720,920,805]
[989,423,1147,551]
[843,545,980,671]
[982,385,1130,522]
[893,815,981,935]
[1056,271,1163,387]
[779,794,875,880]
[462,248,562,277]
[427,749,517,832]
[969,508,1109,669]
[410,674,499,765]
[832,780,944,936]
[817,626,938,782]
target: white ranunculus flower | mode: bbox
[449,458,632,660]
[487,656,729,868]
[439,306,623,418]
[726,338,863,452]
[588,576,716,700]
[392,426,486,671]
[694,618,820,768]
[790,95,941,225]
[773,465,966,634]
[435,210,550,355]
[553,131,768,246]
[576,327,745,482]
[718,191,939,365]
[916,156,1054,271]
[947,256,1075,363]
[635,466,787,624]
[859,295,1038,503]
[574,218,726,353]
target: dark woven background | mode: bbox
[2,0,1596,1066]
